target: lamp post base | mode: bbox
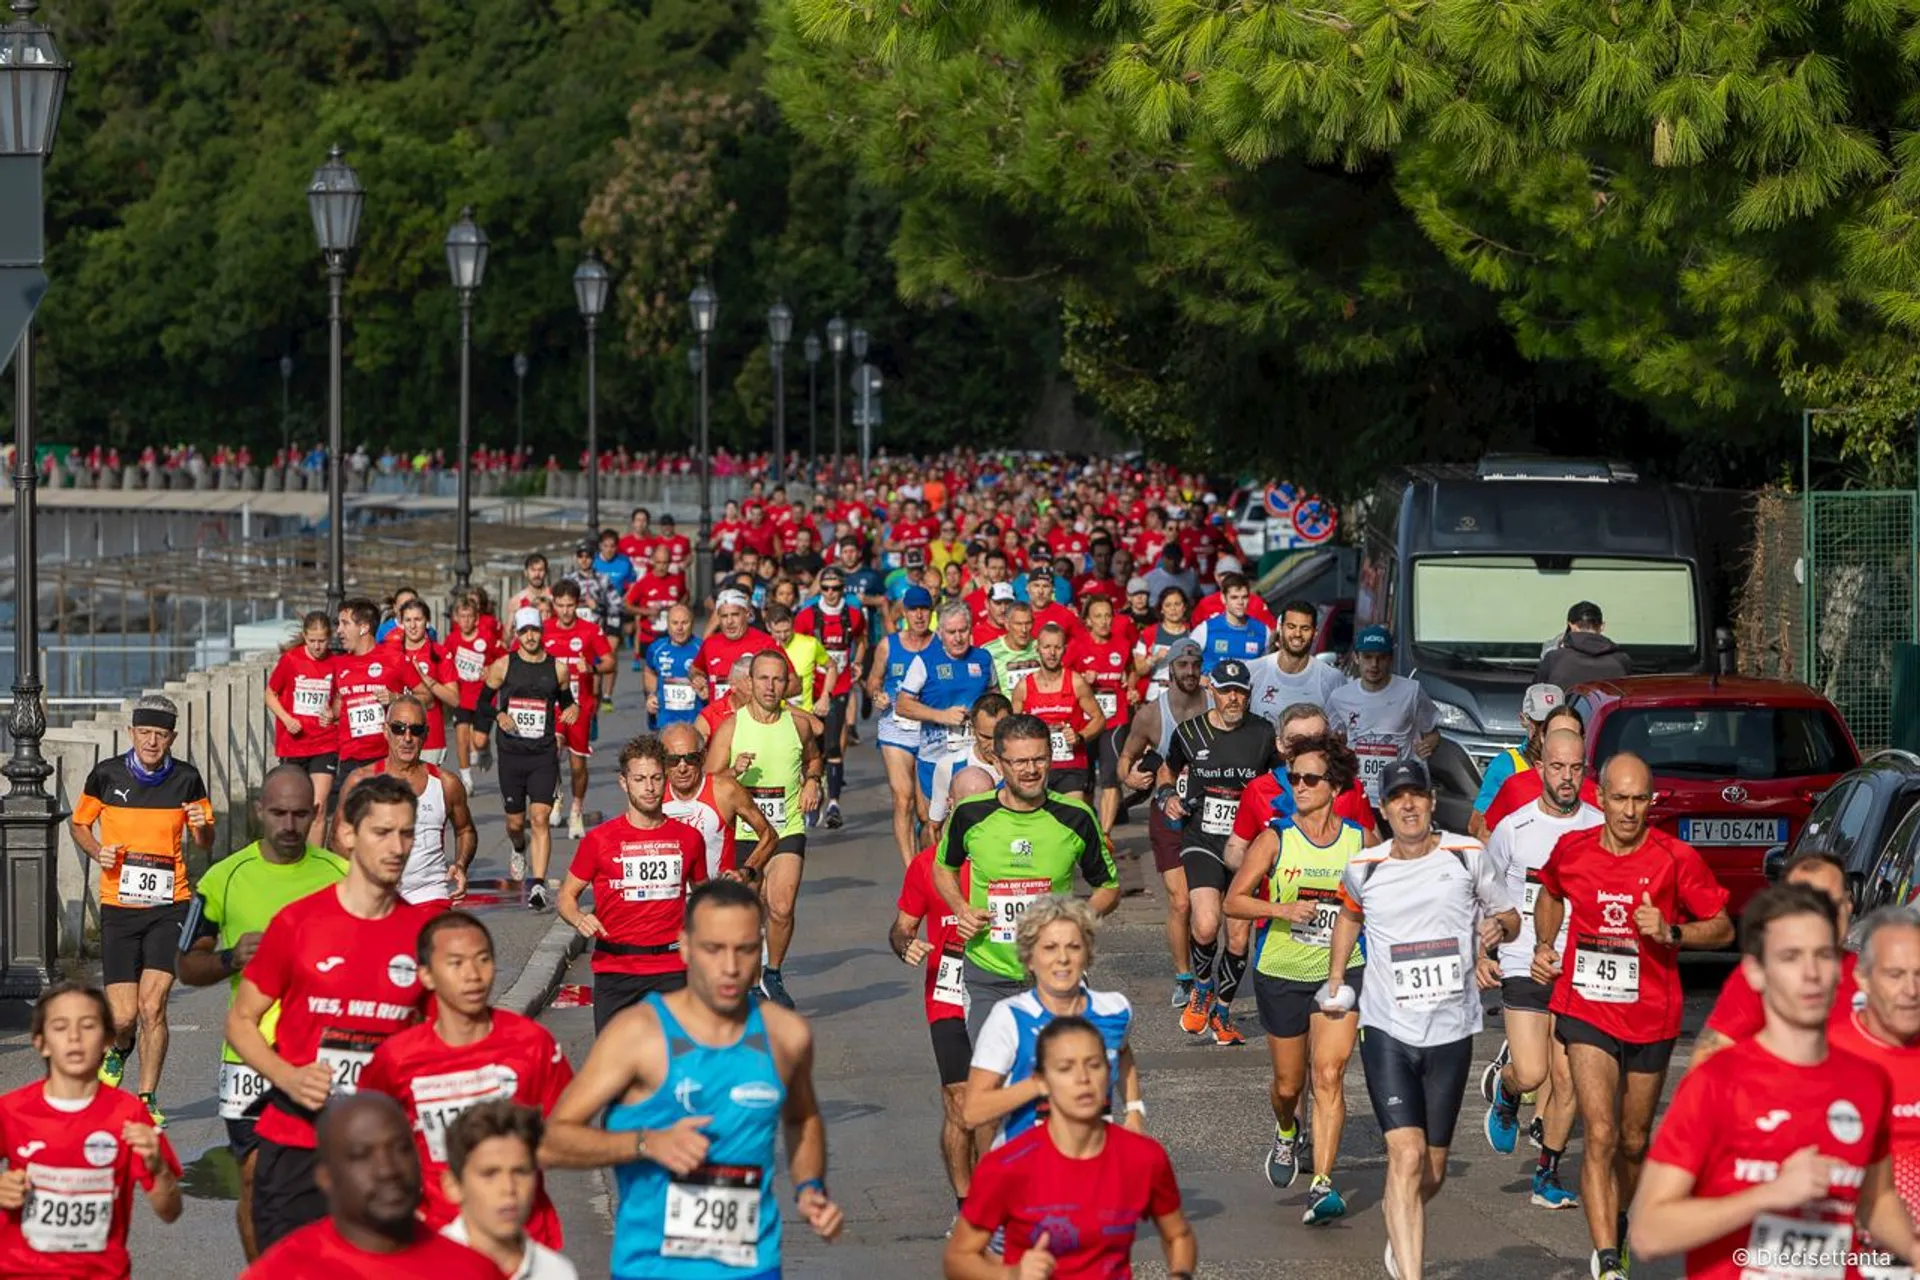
[0,799,65,998]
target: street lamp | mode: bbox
[802,333,820,485]
[307,143,364,621]
[766,301,792,487]
[853,360,882,482]
[0,0,71,996]
[574,251,610,533]
[512,352,528,458]
[689,281,717,597]
[279,354,293,459]
[686,345,701,447]
[851,327,871,482]
[445,205,488,588]
[826,317,847,482]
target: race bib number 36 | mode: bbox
[663,1162,763,1269]
[116,852,176,907]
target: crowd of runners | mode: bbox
[8,451,1920,1278]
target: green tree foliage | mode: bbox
[21,0,1046,458]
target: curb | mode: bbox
[501,915,589,1018]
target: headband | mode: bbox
[131,708,177,732]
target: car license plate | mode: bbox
[1680,817,1787,846]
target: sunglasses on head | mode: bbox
[1287,771,1329,789]
[664,751,703,766]
[388,722,428,738]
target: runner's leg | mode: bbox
[1307,1009,1360,1181]
[134,968,174,1096]
[762,850,803,969]
[1567,1042,1625,1255]
[882,746,920,864]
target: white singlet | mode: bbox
[384,764,451,904]
[666,775,732,880]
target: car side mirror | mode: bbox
[1761,843,1789,884]
[1314,650,1338,667]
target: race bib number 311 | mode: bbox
[1389,938,1464,1011]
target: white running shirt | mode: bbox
[399,768,451,904]
[1486,801,1602,980]
[1325,676,1440,805]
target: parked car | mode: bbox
[1760,751,1920,913]
[1844,753,1920,917]
[1569,676,1861,919]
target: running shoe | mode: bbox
[459,766,474,789]
[549,802,566,828]
[568,811,585,840]
[526,881,552,912]
[760,970,796,1010]
[1178,982,1214,1036]
[1527,1115,1545,1151]
[1302,1176,1346,1225]
[139,1092,165,1130]
[509,848,527,881]
[1480,1039,1511,1105]
[99,1046,127,1088]
[1208,1007,1246,1047]
[1263,1126,1299,1189]
[1170,975,1194,1009]
[1385,1239,1401,1280]
[474,743,493,771]
[1485,1079,1520,1155]
[1530,1167,1579,1209]
[824,800,843,829]
[1591,1249,1627,1280]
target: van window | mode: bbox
[1593,706,1855,781]
[1411,556,1697,666]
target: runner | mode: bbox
[1323,757,1519,1280]
[869,585,938,863]
[545,580,615,841]
[178,765,348,1260]
[925,693,1010,834]
[540,879,846,1277]
[1828,905,1920,1267]
[238,1093,500,1278]
[1132,588,1195,703]
[1225,703,1382,872]
[981,600,1040,700]
[694,655,755,744]
[0,983,182,1273]
[439,1103,579,1279]
[934,713,1120,1037]
[335,697,477,907]
[1223,731,1368,1222]
[442,593,503,789]
[1011,621,1105,805]
[70,693,215,1125]
[969,580,1014,646]
[1158,659,1282,1047]
[1246,599,1346,728]
[660,722,777,882]
[1531,752,1734,1280]
[1117,638,1211,1009]
[594,528,635,709]
[1190,557,1275,626]
[331,599,416,785]
[642,603,707,731]
[947,1014,1195,1279]
[1628,884,1916,1277]
[1188,573,1270,674]
[1480,727,1598,1211]
[385,599,459,767]
[695,590,779,705]
[1481,704,1600,829]
[794,566,869,829]
[359,912,574,1247]
[704,649,828,1010]
[766,605,833,731]
[896,602,998,820]
[558,736,711,1028]
[1468,684,1564,840]
[477,608,579,911]
[226,774,445,1252]
[891,767,997,1215]
[1068,596,1135,834]
[509,553,554,615]
[1325,626,1440,808]
[267,610,340,844]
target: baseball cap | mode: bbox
[1210,659,1253,692]
[658,513,676,526]
[1379,757,1431,798]
[989,582,1016,602]
[1165,637,1202,665]
[512,607,543,632]
[1567,600,1604,626]
[575,539,594,554]
[905,547,926,567]
[903,586,934,609]
[1522,683,1566,722]
[1354,625,1393,654]
[1216,556,1243,576]
[1126,576,1150,595]
[818,568,845,586]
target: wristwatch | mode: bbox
[1668,923,1682,945]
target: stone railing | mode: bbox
[39,465,799,509]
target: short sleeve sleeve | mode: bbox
[970,999,1020,1077]
[537,1029,575,1111]
[1411,686,1439,735]
[1702,966,1764,1041]
[897,857,930,919]
[1675,842,1732,923]
[1142,1137,1182,1219]
[1472,846,1514,916]
[1647,1067,1717,1176]
[1537,830,1575,900]
[1338,860,1366,917]
[73,764,106,828]
[959,1144,1011,1231]
[899,655,929,697]
[242,910,297,1002]
[566,836,600,887]
[1231,783,1273,843]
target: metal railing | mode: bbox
[0,643,210,698]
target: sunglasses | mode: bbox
[388,723,428,739]
[1287,771,1329,789]
[665,751,703,767]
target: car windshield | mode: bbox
[1593,706,1855,781]
[1410,556,1699,669]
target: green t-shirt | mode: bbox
[936,791,1118,980]
[195,841,348,1063]
[984,638,1041,700]
[1253,819,1368,983]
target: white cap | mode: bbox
[716,589,751,609]
[1216,556,1243,575]
[989,582,1017,602]
[512,607,543,632]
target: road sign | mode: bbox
[1264,483,1300,519]
[1290,495,1338,545]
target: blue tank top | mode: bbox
[646,637,706,727]
[607,994,786,1280]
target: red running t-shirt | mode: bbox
[0,1083,180,1278]
[1538,827,1729,1045]
[1828,1009,1920,1218]
[1484,768,1599,831]
[240,1217,499,1280]
[1067,632,1133,730]
[268,647,338,759]
[962,1122,1182,1280]
[1230,771,1379,847]
[567,816,708,976]
[1646,1035,1889,1280]
[696,628,781,702]
[896,850,970,1025]
[243,886,443,1149]
[1706,950,1861,1043]
[359,1010,574,1247]
[332,651,413,765]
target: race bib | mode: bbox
[1523,876,1542,913]
[1049,727,1074,762]
[620,852,683,902]
[453,647,485,682]
[218,1061,270,1120]
[988,877,1052,945]
[749,788,788,827]
[663,680,696,711]
[662,1163,762,1269]
[1744,1213,1852,1279]
[21,1166,112,1254]
[1357,748,1395,785]
[1571,936,1640,1004]
[934,951,965,1009]
[829,648,850,673]
[1390,938,1464,1010]
[116,853,175,907]
[1095,691,1118,718]
[292,677,330,718]
[317,1027,384,1095]
[1290,887,1342,948]
[507,697,548,738]
[346,694,383,739]
[413,1066,516,1164]
[1199,796,1235,837]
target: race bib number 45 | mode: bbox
[1571,935,1640,1004]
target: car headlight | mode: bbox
[1432,700,1480,732]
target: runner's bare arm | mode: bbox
[444,770,478,879]
[1072,674,1107,741]
[1117,1043,1144,1132]
[961,1064,1045,1130]
[1627,1157,1818,1260]
[1154,1206,1199,1276]
[770,1010,832,1195]
[1325,907,1363,1002]
[330,765,371,852]
[1679,1028,1734,1076]
[265,683,301,734]
[864,638,890,707]
[713,773,777,861]
[1859,1157,1918,1264]
[889,908,928,964]
[541,1005,671,1169]
[125,1122,181,1223]
[703,714,739,776]
[1223,829,1296,923]
[226,977,331,1110]
[556,873,603,939]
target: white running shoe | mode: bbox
[568,812,585,839]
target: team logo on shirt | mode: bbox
[730,1081,781,1109]
[369,662,383,677]
[674,1078,704,1113]
[1010,839,1033,859]
[968,664,981,676]
[1601,902,1630,929]
[387,954,419,988]
[83,1131,118,1167]
[14,1142,44,1160]
[316,956,346,973]
[1755,1110,1790,1132]
[1828,1099,1864,1144]
[1035,1213,1081,1253]
[1110,653,1122,666]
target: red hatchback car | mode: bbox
[1568,676,1861,919]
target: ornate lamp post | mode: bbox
[689,282,718,598]
[445,206,488,588]
[279,354,293,458]
[306,144,364,620]
[766,301,792,487]
[851,327,871,482]
[512,352,528,458]
[574,252,610,533]
[802,333,820,485]
[826,317,847,483]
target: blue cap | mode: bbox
[903,586,934,609]
[1354,625,1393,654]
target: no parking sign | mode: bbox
[1291,495,1338,545]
